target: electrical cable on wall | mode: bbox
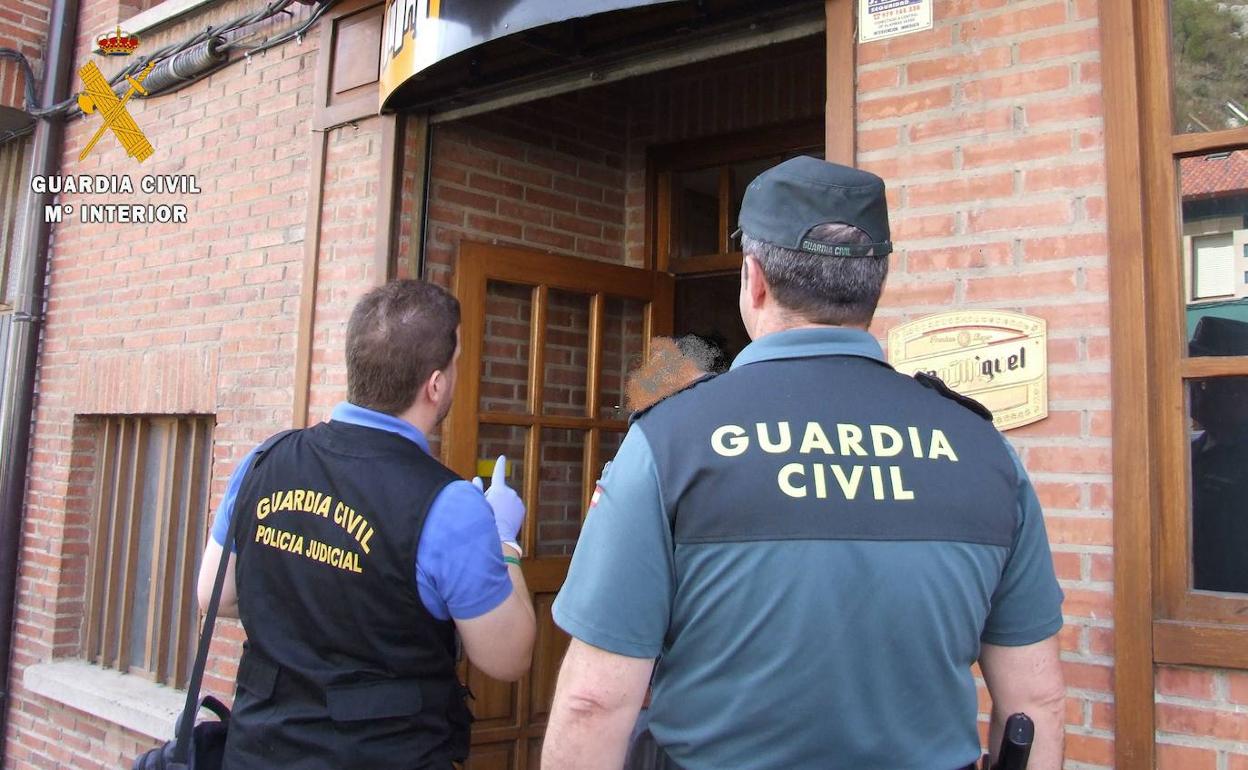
[0,0,339,136]
[0,50,39,113]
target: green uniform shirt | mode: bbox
[553,328,1064,770]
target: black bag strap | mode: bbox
[172,429,298,764]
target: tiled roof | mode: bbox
[1181,150,1248,198]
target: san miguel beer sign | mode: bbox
[888,310,1048,431]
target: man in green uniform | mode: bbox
[542,158,1067,770]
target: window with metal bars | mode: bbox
[0,136,30,309]
[83,415,213,688]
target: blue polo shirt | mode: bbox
[211,403,512,621]
[553,327,1064,770]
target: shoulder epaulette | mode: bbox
[629,372,718,424]
[913,372,994,422]
[252,428,300,465]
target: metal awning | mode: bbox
[380,0,825,117]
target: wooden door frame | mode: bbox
[446,240,674,767]
[1099,0,1155,764]
[825,0,855,164]
[1100,0,1248,763]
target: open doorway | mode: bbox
[423,32,827,770]
[653,120,826,371]
[674,271,748,373]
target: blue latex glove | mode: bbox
[472,454,525,554]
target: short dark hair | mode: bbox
[742,222,889,326]
[346,280,461,415]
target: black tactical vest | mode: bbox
[637,353,1018,552]
[225,421,471,770]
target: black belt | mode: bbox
[628,727,982,770]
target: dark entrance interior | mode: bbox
[659,125,828,374]
[422,22,828,768]
[674,272,749,373]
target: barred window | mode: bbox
[0,136,29,310]
[83,415,214,688]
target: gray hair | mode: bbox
[741,222,888,326]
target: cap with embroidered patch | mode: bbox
[732,156,892,258]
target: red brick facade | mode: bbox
[2,0,1247,767]
[6,0,332,765]
[854,4,1115,763]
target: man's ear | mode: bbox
[425,369,446,404]
[742,255,768,310]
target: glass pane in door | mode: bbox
[535,428,587,557]
[477,424,528,505]
[675,274,749,373]
[672,167,722,260]
[543,290,591,417]
[481,281,533,414]
[599,295,646,419]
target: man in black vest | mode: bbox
[544,157,1067,770]
[197,280,536,769]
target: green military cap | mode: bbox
[733,156,892,258]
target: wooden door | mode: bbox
[447,241,673,769]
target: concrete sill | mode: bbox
[23,660,185,741]
[123,0,220,36]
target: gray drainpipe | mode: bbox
[0,0,80,756]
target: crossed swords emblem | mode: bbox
[77,60,156,163]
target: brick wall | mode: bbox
[11,1,1248,767]
[305,117,388,418]
[854,1,1114,766]
[1154,665,1248,769]
[423,88,631,289]
[5,0,336,765]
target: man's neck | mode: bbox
[748,310,868,340]
[394,402,435,437]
